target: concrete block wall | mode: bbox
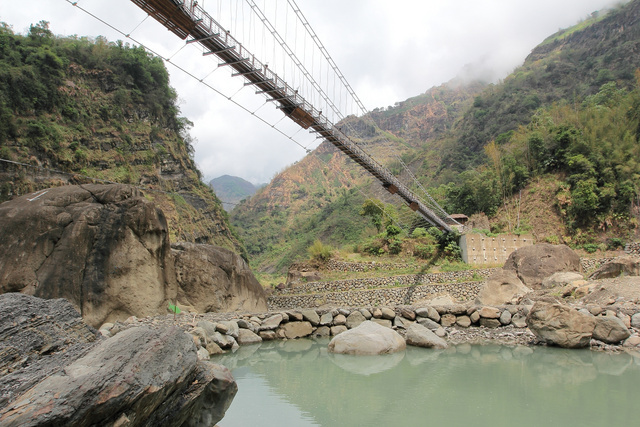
[460,233,534,265]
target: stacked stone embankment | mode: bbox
[102,302,640,359]
[270,269,498,310]
[626,242,640,256]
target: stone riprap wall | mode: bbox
[276,269,499,296]
[626,242,640,256]
[121,303,639,360]
[268,282,484,311]
[580,257,618,272]
[324,259,412,272]
[460,233,534,265]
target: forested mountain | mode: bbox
[0,21,244,255]
[209,175,262,211]
[232,0,640,273]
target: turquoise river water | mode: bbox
[212,338,640,427]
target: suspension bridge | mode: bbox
[120,0,457,232]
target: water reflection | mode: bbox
[213,339,640,427]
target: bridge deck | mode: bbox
[131,0,454,232]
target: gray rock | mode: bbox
[320,311,334,326]
[197,320,218,339]
[478,306,501,319]
[448,304,468,315]
[197,346,211,360]
[435,327,447,337]
[417,318,440,331]
[476,270,532,306]
[333,314,347,325]
[526,302,596,348]
[511,313,527,328]
[301,309,320,326]
[372,307,383,318]
[237,319,253,330]
[381,307,396,320]
[359,308,372,319]
[587,305,603,316]
[338,308,351,316]
[371,318,393,328]
[346,311,366,329]
[542,272,584,289]
[479,318,501,328]
[218,321,239,338]
[593,316,631,344]
[206,342,224,355]
[259,330,277,341]
[632,313,640,329]
[393,316,407,329]
[328,321,406,355]
[470,310,480,323]
[312,326,331,338]
[456,315,471,328]
[280,321,313,339]
[618,313,631,329]
[330,325,348,336]
[172,241,267,315]
[0,323,237,427]
[400,308,416,320]
[237,328,262,345]
[499,310,512,325]
[589,256,640,279]
[287,311,303,321]
[405,323,448,349]
[212,332,236,349]
[440,313,457,327]
[260,314,284,331]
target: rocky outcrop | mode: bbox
[503,244,581,288]
[589,256,640,279]
[0,184,174,327]
[328,321,406,355]
[0,185,266,327]
[592,316,631,344]
[172,242,267,313]
[475,270,531,305]
[526,302,596,348]
[0,293,237,426]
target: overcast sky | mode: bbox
[1,0,627,184]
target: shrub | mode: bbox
[411,227,427,238]
[308,240,332,261]
[414,244,436,259]
[606,238,624,250]
[582,243,599,254]
[388,238,402,255]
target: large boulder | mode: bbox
[475,270,531,305]
[589,256,640,279]
[172,242,267,313]
[526,302,596,348]
[0,294,237,426]
[328,320,406,355]
[0,184,174,327]
[0,184,266,327]
[503,243,581,289]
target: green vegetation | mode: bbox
[0,20,243,254]
[307,240,333,262]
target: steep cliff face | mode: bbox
[0,24,243,255]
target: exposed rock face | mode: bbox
[589,256,640,279]
[172,242,267,313]
[526,302,596,348]
[328,321,406,355]
[0,184,266,327]
[503,244,581,289]
[0,294,237,426]
[0,185,174,327]
[475,270,531,305]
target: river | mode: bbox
[211,338,640,426]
